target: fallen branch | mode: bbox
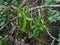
[29,4,60,11]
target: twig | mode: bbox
[7,5,17,10]
[29,4,60,11]
[51,38,55,45]
[38,9,41,16]
[0,22,9,30]
[10,16,18,21]
[46,30,56,39]
[9,22,16,34]
[0,16,18,30]
[46,30,56,45]
[0,0,26,30]
[20,0,27,7]
[42,41,49,45]
[33,0,38,5]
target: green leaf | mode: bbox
[23,6,28,13]
[58,43,60,45]
[21,14,27,32]
[0,36,2,39]
[54,0,60,2]
[57,16,60,20]
[0,36,2,45]
[36,16,41,23]
[44,25,48,30]
[0,22,5,27]
[26,16,33,21]
[0,5,6,8]
[18,13,22,17]
[45,0,52,5]
[0,40,2,45]
[28,34,34,38]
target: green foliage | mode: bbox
[0,36,2,45]
[17,6,48,38]
[45,0,60,5]
[29,16,48,38]
[45,0,60,45]
[1,0,60,45]
[0,0,17,27]
[57,28,60,45]
[44,3,60,45]
[45,0,53,5]
[16,6,33,32]
[54,0,60,2]
[0,11,8,27]
[48,9,60,22]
